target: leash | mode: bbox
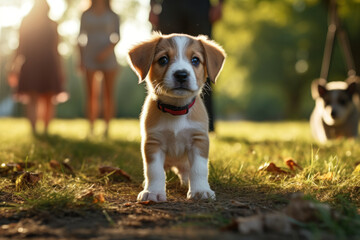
[320,0,357,81]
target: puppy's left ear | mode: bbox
[128,36,161,83]
[199,37,226,84]
[346,80,358,95]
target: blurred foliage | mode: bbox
[1,0,359,120]
[213,0,360,120]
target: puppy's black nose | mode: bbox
[331,110,337,118]
[174,70,188,83]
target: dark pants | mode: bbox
[157,0,215,132]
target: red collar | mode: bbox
[157,98,196,116]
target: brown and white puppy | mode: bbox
[128,33,225,202]
[310,78,358,143]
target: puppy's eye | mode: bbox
[191,57,200,66]
[158,56,169,66]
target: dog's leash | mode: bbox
[320,0,357,81]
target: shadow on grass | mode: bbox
[33,134,143,179]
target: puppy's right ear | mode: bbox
[128,36,160,83]
[311,78,327,99]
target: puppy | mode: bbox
[128,33,225,202]
[310,78,358,143]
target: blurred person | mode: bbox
[8,0,67,135]
[149,0,224,132]
[78,0,120,137]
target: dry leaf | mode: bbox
[49,159,75,176]
[230,200,250,208]
[285,158,303,171]
[235,215,263,234]
[98,166,131,182]
[77,190,105,204]
[15,172,43,191]
[93,193,106,204]
[263,213,292,234]
[284,193,331,223]
[225,193,335,235]
[123,202,133,207]
[137,200,157,206]
[49,160,61,170]
[258,162,288,175]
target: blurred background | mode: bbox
[0,0,359,121]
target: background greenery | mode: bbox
[0,0,359,120]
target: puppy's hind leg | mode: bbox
[171,159,190,186]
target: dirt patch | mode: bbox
[0,185,299,240]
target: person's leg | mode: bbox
[26,94,38,135]
[43,94,55,134]
[184,0,215,132]
[102,69,117,137]
[85,70,99,135]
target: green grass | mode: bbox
[0,118,359,236]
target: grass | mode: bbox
[0,118,360,237]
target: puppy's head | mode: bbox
[128,33,226,99]
[312,79,357,126]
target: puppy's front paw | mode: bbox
[137,190,167,202]
[187,188,216,200]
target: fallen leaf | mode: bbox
[230,200,250,208]
[258,162,288,175]
[284,193,331,223]
[123,202,133,207]
[49,159,75,176]
[93,193,106,204]
[235,215,263,234]
[285,158,303,171]
[263,213,292,234]
[15,172,43,191]
[49,160,61,170]
[137,200,157,206]
[98,166,131,182]
[77,190,105,204]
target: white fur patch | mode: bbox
[187,154,215,200]
[163,36,199,92]
[137,151,167,202]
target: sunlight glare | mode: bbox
[47,0,67,21]
[58,20,80,37]
[0,4,31,28]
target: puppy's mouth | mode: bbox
[172,86,191,91]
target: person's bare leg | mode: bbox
[85,70,99,135]
[103,69,117,137]
[43,94,54,134]
[26,95,38,135]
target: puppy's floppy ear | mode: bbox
[198,36,226,84]
[128,36,161,83]
[311,78,327,99]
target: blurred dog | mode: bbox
[128,33,225,202]
[310,78,358,143]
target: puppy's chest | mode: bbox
[149,117,202,157]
